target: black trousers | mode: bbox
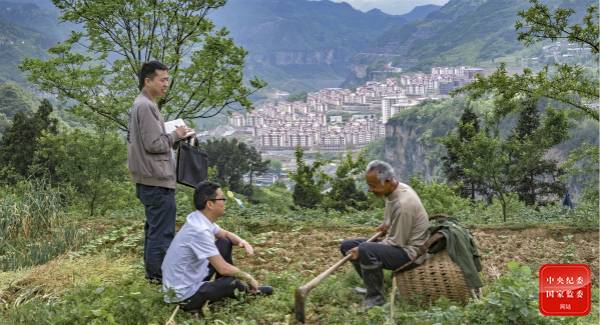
[180,238,248,312]
[340,238,411,272]
[136,184,176,281]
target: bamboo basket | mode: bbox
[392,249,472,305]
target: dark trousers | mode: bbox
[136,184,176,281]
[340,238,411,274]
[181,238,248,312]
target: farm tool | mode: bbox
[294,231,383,323]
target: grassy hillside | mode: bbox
[0,181,598,324]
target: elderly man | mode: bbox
[162,181,272,313]
[340,160,429,308]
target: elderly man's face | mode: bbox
[366,171,392,197]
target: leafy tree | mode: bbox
[0,113,9,135]
[32,128,131,216]
[0,82,37,119]
[507,99,568,205]
[455,96,569,221]
[0,99,57,182]
[246,145,269,188]
[561,143,598,204]
[288,147,328,209]
[441,105,485,200]
[201,138,268,193]
[268,160,283,173]
[20,0,266,131]
[459,0,599,121]
[322,152,368,211]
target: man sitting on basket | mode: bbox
[340,160,429,308]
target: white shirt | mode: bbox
[161,211,221,302]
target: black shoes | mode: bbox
[360,263,385,309]
[255,285,274,295]
[147,277,162,285]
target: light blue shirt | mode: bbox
[162,211,221,302]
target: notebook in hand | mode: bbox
[164,118,195,138]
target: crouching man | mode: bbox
[162,181,272,313]
[340,160,429,308]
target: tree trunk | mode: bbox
[500,195,507,222]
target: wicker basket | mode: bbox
[393,249,472,305]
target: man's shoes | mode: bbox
[147,277,162,285]
[360,263,385,310]
[251,285,273,295]
[361,295,385,309]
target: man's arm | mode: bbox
[216,229,254,255]
[207,255,259,292]
[137,103,178,154]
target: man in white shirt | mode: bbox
[162,181,272,313]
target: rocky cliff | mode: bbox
[383,98,464,181]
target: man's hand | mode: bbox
[376,223,389,235]
[239,240,254,256]
[174,125,192,139]
[247,276,259,293]
[347,247,359,261]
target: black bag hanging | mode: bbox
[176,138,208,188]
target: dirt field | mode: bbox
[235,226,599,285]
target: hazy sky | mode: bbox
[329,0,450,15]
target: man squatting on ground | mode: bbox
[127,61,193,283]
[162,181,273,312]
[340,160,430,308]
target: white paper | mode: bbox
[165,118,195,138]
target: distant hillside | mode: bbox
[355,0,593,72]
[0,1,69,84]
[400,4,441,22]
[384,98,599,188]
[210,0,415,92]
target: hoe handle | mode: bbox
[294,231,383,323]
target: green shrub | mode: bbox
[0,179,67,240]
[408,176,474,216]
[0,179,88,271]
[7,278,173,325]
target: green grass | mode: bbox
[1,183,598,324]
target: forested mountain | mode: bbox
[0,0,592,92]
[210,0,413,91]
[357,0,594,71]
[0,1,70,83]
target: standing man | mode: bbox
[128,61,192,283]
[340,160,429,308]
[162,181,272,313]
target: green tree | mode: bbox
[20,0,266,131]
[561,143,599,204]
[507,98,568,205]
[458,130,515,221]
[201,138,268,193]
[245,145,269,193]
[0,82,38,119]
[0,99,57,182]
[288,147,328,209]
[32,128,131,216]
[449,96,569,221]
[323,152,368,211]
[441,105,485,200]
[459,0,599,121]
